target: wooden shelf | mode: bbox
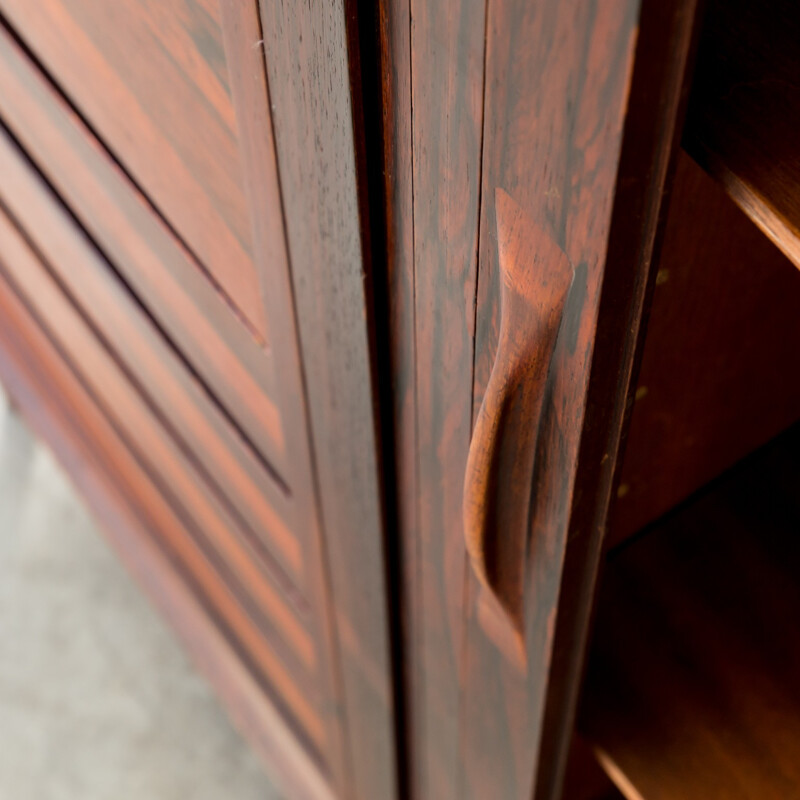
[580,424,800,800]
[609,151,800,549]
[684,0,800,269]
[562,737,625,800]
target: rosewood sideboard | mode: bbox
[0,0,797,798]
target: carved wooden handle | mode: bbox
[463,189,573,642]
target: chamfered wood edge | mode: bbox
[686,142,800,272]
[533,1,705,798]
[682,0,800,272]
[0,274,334,800]
[590,749,647,800]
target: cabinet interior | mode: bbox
[574,0,800,796]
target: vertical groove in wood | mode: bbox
[457,1,492,791]
[408,1,488,797]
[377,0,418,794]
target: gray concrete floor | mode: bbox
[0,389,284,799]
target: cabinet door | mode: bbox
[379,1,655,798]
[0,2,398,798]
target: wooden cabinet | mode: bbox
[0,3,396,799]
[0,0,796,798]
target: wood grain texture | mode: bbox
[0,2,400,792]
[0,1,397,793]
[384,0,643,795]
[463,189,573,650]
[0,234,336,800]
[0,135,329,753]
[462,2,640,798]
[405,2,488,795]
[582,425,800,800]
[684,0,800,271]
[610,152,800,547]
[217,1,356,791]
[0,23,286,476]
[534,3,702,796]
[0,0,269,335]
[257,2,399,797]
[0,125,305,597]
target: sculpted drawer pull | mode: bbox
[463,189,573,650]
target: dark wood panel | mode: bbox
[0,0,268,334]
[0,23,285,474]
[684,0,800,270]
[461,2,641,798]
[610,152,800,546]
[258,2,399,798]
[0,198,328,753]
[0,250,335,800]
[534,3,704,797]
[581,425,800,800]
[0,126,305,592]
[406,3,487,797]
